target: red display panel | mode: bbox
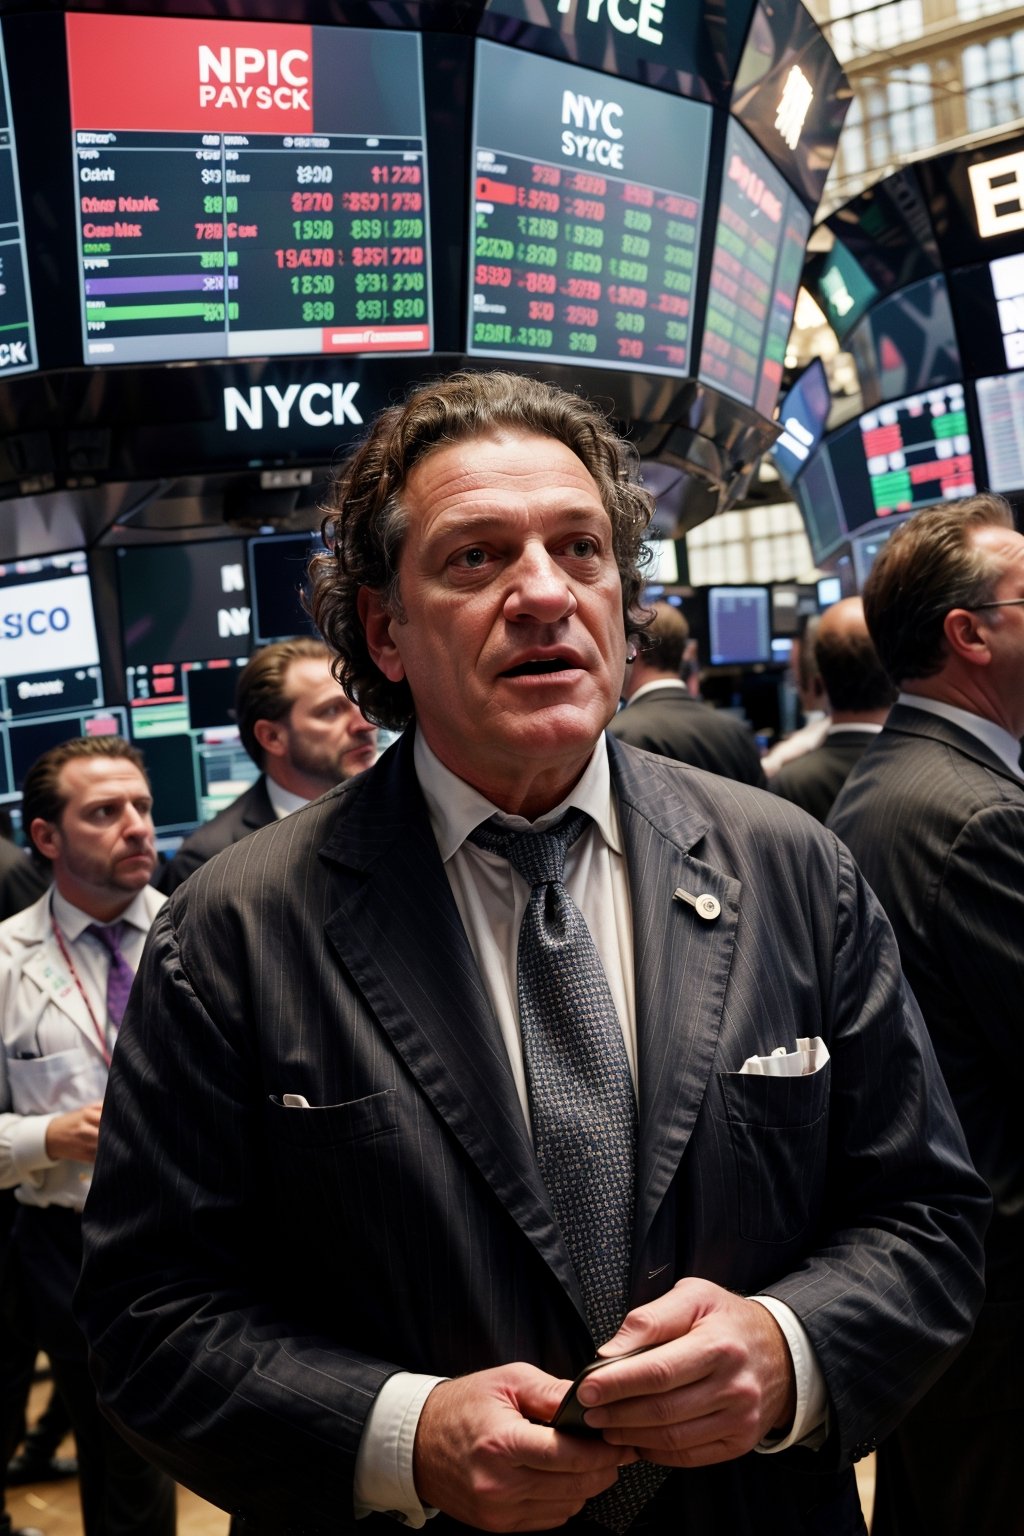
[67,15,432,365]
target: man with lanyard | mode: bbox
[0,736,175,1536]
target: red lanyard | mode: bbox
[50,911,113,1067]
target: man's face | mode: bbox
[360,431,627,816]
[278,656,377,791]
[969,524,1024,736]
[33,757,156,918]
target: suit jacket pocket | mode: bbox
[268,1088,396,1151]
[714,1064,830,1244]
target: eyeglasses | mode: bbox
[968,598,1024,611]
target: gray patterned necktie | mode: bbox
[469,810,665,1531]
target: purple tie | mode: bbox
[87,922,135,1032]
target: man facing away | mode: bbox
[77,372,986,1536]
[0,736,175,1536]
[159,635,377,892]
[771,597,895,823]
[829,493,1024,1536]
[608,600,766,786]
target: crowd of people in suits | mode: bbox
[0,370,1017,1536]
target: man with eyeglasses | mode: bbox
[829,491,1024,1536]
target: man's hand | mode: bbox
[44,1101,103,1163]
[574,1279,797,1467]
[413,1364,636,1531]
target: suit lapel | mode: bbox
[609,741,741,1284]
[319,733,588,1319]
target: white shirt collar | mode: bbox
[413,731,623,863]
[265,776,311,820]
[50,885,154,941]
[624,678,688,706]
[897,692,1024,778]
[826,721,884,739]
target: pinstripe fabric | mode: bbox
[829,704,1024,1531]
[77,729,988,1536]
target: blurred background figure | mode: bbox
[771,597,895,822]
[609,600,766,785]
[761,613,829,778]
[159,637,376,892]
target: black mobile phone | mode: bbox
[549,1345,654,1436]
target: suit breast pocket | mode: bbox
[268,1088,397,1151]
[713,1064,830,1244]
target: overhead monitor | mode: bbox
[0,550,104,721]
[66,15,432,365]
[826,383,976,533]
[770,356,830,483]
[466,39,713,375]
[770,581,818,636]
[730,0,849,211]
[825,167,941,300]
[706,583,773,666]
[846,273,961,409]
[0,23,37,376]
[850,517,909,592]
[118,538,258,842]
[816,574,841,607]
[792,440,846,565]
[975,372,1024,493]
[697,116,811,418]
[248,529,325,647]
[805,238,876,344]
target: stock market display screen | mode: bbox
[0,25,36,376]
[66,14,431,366]
[976,373,1024,493]
[832,383,975,531]
[698,117,810,418]
[467,40,712,375]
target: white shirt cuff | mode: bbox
[750,1296,828,1452]
[354,1372,447,1526]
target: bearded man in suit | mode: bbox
[829,492,1024,1536]
[77,372,986,1536]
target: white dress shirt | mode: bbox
[265,777,312,820]
[0,886,162,1209]
[354,736,826,1524]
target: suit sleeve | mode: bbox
[75,902,400,1531]
[761,838,990,1466]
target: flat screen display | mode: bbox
[806,239,877,343]
[0,551,103,722]
[792,440,846,564]
[825,168,941,300]
[846,273,961,409]
[67,15,431,365]
[0,25,37,376]
[698,117,810,417]
[707,584,773,666]
[118,539,252,667]
[249,529,325,646]
[976,372,1024,492]
[467,40,712,375]
[730,0,849,211]
[770,357,830,483]
[816,385,975,535]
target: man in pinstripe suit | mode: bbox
[77,374,987,1536]
[829,492,1024,1536]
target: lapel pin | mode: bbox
[673,887,721,921]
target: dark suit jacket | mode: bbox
[0,837,48,922]
[771,728,879,824]
[77,731,987,1536]
[609,685,766,787]
[829,704,1023,1402]
[158,775,275,893]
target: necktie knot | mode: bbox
[468,807,590,887]
[87,921,126,960]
